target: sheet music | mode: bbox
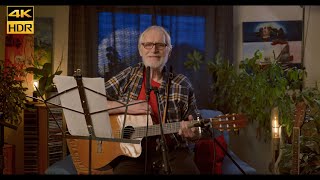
[53,75,113,138]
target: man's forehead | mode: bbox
[143,30,166,41]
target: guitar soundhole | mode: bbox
[123,126,135,139]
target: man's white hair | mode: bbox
[138,25,172,49]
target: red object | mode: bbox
[3,144,15,174]
[138,69,161,123]
[194,135,227,174]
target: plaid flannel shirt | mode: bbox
[105,62,200,123]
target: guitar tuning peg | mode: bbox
[225,124,230,132]
[218,116,223,129]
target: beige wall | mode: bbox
[34,6,69,77]
[0,6,69,174]
[302,6,320,87]
[232,6,320,174]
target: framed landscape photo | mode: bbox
[243,20,303,68]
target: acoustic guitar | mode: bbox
[290,102,306,175]
[67,113,247,174]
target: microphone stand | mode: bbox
[152,87,172,175]
[144,66,151,174]
[208,126,246,175]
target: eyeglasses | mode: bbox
[141,42,168,50]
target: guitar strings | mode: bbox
[112,123,181,138]
[111,117,241,138]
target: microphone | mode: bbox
[145,66,151,101]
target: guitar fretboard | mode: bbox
[132,122,181,138]
[290,102,306,175]
[129,117,240,138]
[131,119,215,138]
[291,127,300,175]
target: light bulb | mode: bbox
[33,80,39,91]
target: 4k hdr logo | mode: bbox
[7,6,34,34]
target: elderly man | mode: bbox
[105,25,201,175]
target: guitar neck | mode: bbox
[291,127,300,175]
[131,119,213,138]
[130,116,243,138]
[290,102,306,175]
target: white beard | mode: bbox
[142,57,168,70]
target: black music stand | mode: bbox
[26,69,144,174]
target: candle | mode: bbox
[33,80,39,91]
[271,107,280,138]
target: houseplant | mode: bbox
[0,59,28,127]
[25,53,63,98]
[276,86,320,174]
[185,50,305,139]
[184,49,320,174]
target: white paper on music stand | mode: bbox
[53,75,112,138]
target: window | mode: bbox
[98,12,205,79]
[68,6,233,108]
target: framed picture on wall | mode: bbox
[34,17,53,68]
[243,20,303,68]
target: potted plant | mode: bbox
[184,49,320,174]
[25,54,63,99]
[276,86,320,174]
[0,59,28,128]
[185,50,305,140]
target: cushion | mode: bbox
[193,109,228,174]
[45,155,77,174]
[194,135,227,174]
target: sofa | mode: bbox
[195,109,256,174]
[45,109,256,175]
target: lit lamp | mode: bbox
[272,112,280,138]
[270,106,281,174]
[33,80,39,101]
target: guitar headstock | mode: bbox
[210,113,248,131]
[294,101,307,128]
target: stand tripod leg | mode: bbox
[213,137,246,175]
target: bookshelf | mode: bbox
[24,103,67,174]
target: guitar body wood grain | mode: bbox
[66,114,246,174]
